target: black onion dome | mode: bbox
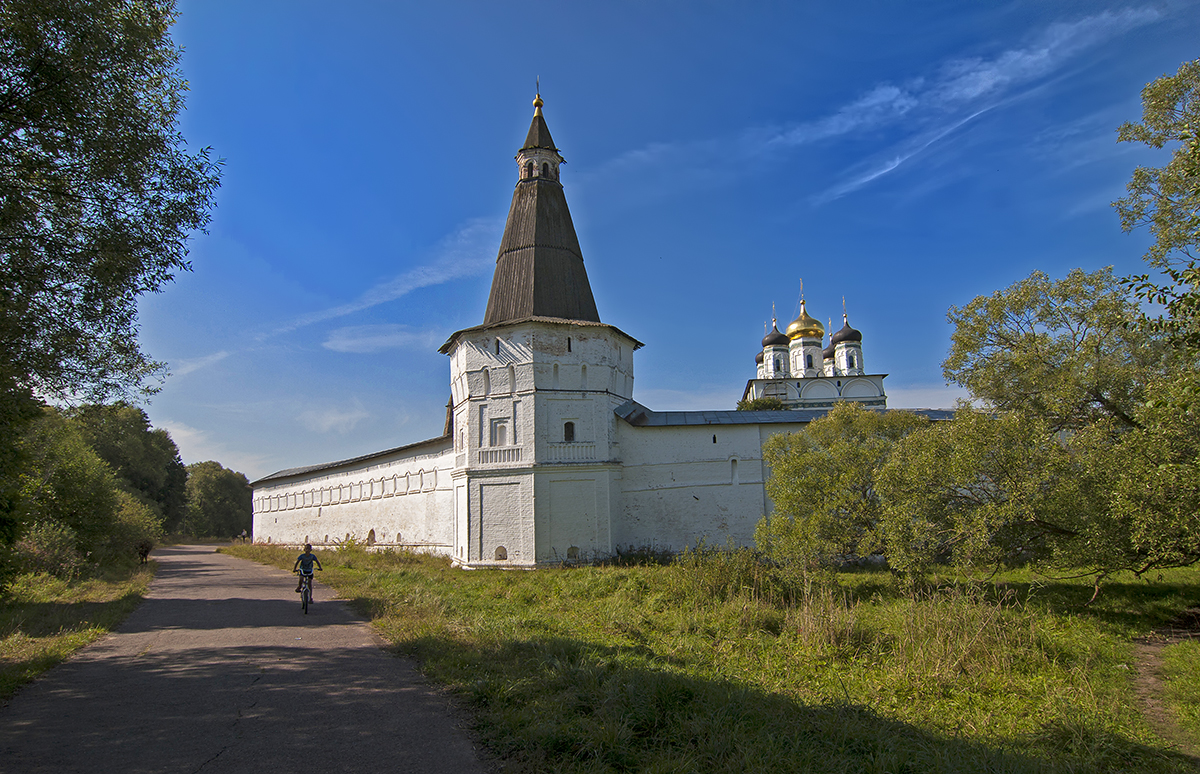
[831,314,862,344]
[822,342,835,360]
[755,351,764,365]
[762,324,789,348]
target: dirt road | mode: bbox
[0,545,491,773]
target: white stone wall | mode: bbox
[252,440,455,553]
[614,423,774,552]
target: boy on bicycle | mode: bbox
[293,544,323,592]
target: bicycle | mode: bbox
[296,569,315,613]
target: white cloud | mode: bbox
[582,8,1161,204]
[269,217,502,337]
[298,404,370,434]
[171,351,229,376]
[158,419,272,479]
[322,324,443,353]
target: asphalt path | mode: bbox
[0,545,492,774]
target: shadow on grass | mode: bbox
[390,631,1199,774]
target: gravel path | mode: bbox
[0,545,491,774]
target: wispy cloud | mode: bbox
[159,419,272,479]
[813,107,993,202]
[770,8,1159,149]
[171,350,229,376]
[299,403,370,434]
[268,217,502,337]
[322,324,443,353]
[584,8,1160,203]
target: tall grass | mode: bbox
[223,544,1200,773]
[0,564,154,699]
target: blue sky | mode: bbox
[140,1,1200,479]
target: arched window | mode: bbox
[848,354,856,368]
[567,546,580,560]
[483,368,490,395]
[567,336,572,352]
[806,354,813,369]
[774,357,781,372]
[542,162,549,177]
[564,421,575,443]
[367,529,376,546]
[494,546,508,560]
[524,161,533,178]
[495,339,500,355]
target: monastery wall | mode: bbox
[614,423,769,551]
[252,439,455,553]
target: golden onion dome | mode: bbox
[785,300,824,340]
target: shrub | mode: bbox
[13,520,86,578]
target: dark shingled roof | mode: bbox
[523,112,557,150]
[482,110,600,326]
[251,433,452,487]
[614,400,955,427]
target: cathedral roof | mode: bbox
[482,98,600,326]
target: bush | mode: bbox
[13,520,85,578]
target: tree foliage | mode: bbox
[183,461,250,538]
[0,0,220,402]
[943,267,1173,431]
[16,408,162,567]
[876,410,1106,577]
[68,402,186,529]
[1116,58,1200,350]
[757,403,927,572]
[737,396,787,411]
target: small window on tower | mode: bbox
[806,354,813,369]
[848,354,856,368]
[774,357,781,372]
[564,421,575,443]
[542,162,549,177]
[567,337,572,352]
[525,161,533,178]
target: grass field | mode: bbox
[223,544,1200,773]
[0,564,154,701]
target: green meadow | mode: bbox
[224,544,1200,773]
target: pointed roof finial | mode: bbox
[533,77,543,116]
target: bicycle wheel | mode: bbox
[301,580,309,614]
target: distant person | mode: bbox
[239,529,248,543]
[293,544,323,593]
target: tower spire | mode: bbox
[482,93,600,325]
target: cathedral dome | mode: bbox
[822,341,835,360]
[755,351,764,365]
[786,300,824,340]
[831,313,862,344]
[762,322,789,348]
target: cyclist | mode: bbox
[293,544,323,593]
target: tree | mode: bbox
[183,461,251,538]
[16,408,162,566]
[1116,59,1200,350]
[876,410,1106,578]
[68,402,187,529]
[737,396,787,411]
[0,0,219,542]
[942,267,1174,431]
[756,402,928,572]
